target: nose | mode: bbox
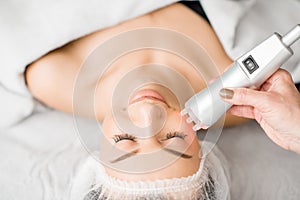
[127,101,167,137]
[128,102,153,127]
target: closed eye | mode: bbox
[112,134,137,143]
[163,131,187,141]
[112,132,187,143]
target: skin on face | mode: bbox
[94,50,206,180]
[25,3,249,181]
[100,84,201,181]
[94,49,206,122]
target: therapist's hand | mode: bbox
[219,69,300,154]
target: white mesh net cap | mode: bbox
[71,146,229,200]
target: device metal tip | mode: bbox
[282,24,300,47]
[186,117,193,123]
[181,109,188,116]
[193,124,201,131]
[193,122,209,131]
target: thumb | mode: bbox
[219,88,269,109]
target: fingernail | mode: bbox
[219,88,234,99]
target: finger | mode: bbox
[265,68,294,86]
[227,105,255,119]
[260,81,272,92]
[261,69,297,94]
[219,87,269,109]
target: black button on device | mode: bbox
[243,55,259,74]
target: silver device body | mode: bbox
[182,25,300,131]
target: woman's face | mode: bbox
[89,4,232,180]
[101,85,201,181]
[95,50,204,181]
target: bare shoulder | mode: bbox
[26,46,79,111]
[25,3,232,116]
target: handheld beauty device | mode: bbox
[182,24,300,131]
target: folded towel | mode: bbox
[0,0,177,128]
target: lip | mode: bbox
[129,89,167,105]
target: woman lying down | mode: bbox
[25,2,248,200]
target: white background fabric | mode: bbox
[1,0,300,199]
[202,0,300,82]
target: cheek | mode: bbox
[182,114,197,136]
[181,114,200,152]
[102,118,137,156]
[95,78,116,122]
[102,117,111,134]
[102,116,119,141]
[165,111,197,138]
[166,111,199,150]
[187,135,200,155]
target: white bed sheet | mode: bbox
[1,107,300,199]
[1,0,300,199]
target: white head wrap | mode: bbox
[71,146,229,200]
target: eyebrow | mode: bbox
[163,148,192,159]
[110,149,139,163]
[109,148,192,163]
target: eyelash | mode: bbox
[112,132,187,143]
[113,134,136,143]
[165,132,187,140]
